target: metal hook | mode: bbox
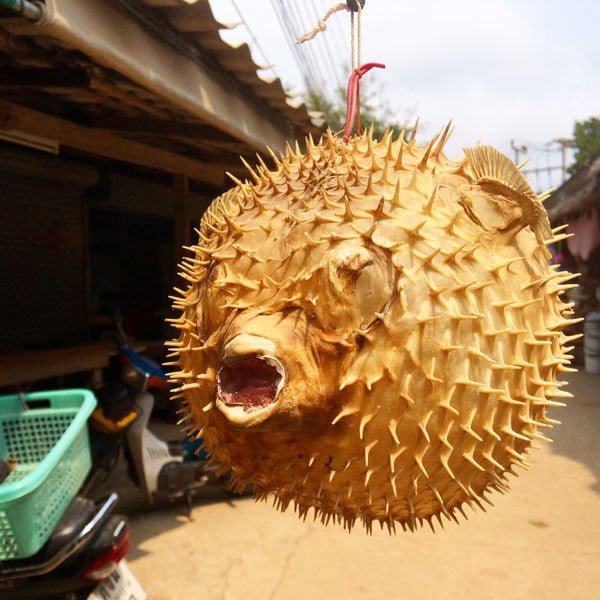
[347,0,365,12]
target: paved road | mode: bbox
[123,371,600,600]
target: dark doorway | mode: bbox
[89,209,174,341]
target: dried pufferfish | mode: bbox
[167,125,578,533]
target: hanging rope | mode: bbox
[350,4,362,69]
[296,1,365,49]
[296,3,348,44]
[345,2,385,140]
[297,1,384,142]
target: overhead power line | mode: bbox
[286,0,331,89]
[270,0,315,90]
[229,0,283,82]
[304,0,344,88]
[270,0,346,94]
[309,0,346,70]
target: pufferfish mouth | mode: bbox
[216,339,285,427]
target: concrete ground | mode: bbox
[119,371,600,600]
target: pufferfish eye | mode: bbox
[351,251,395,328]
[314,242,395,332]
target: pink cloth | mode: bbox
[567,209,600,260]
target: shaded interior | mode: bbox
[218,355,282,412]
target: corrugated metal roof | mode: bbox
[142,0,323,130]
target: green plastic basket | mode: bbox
[0,389,97,560]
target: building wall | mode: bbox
[0,144,214,351]
[0,146,97,350]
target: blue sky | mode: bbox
[210,1,599,192]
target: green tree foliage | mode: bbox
[306,77,412,141]
[569,116,600,175]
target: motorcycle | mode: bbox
[0,389,145,599]
[89,317,235,514]
[0,493,144,600]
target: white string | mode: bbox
[350,3,362,69]
[351,11,356,69]
[357,3,362,67]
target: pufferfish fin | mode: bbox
[463,145,552,243]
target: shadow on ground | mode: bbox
[547,370,600,494]
[124,490,253,560]
[90,451,253,559]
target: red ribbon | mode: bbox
[342,62,386,142]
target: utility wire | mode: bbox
[313,0,349,68]
[279,0,346,95]
[286,0,330,90]
[270,0,315,90]
[229,0,291,86]
[306,0,344,89]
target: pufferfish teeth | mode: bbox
[215,398,276,428]
[223,334,278,359]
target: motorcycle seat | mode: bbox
[20,496,96,565]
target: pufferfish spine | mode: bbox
[167,123,579,533]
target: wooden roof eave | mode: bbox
[2,0,300,153]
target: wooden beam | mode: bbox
[93,115,234,142]
[90,117,253,162]
[0,67,91,88]
[0,343,115,387]
[0,100,225,186]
